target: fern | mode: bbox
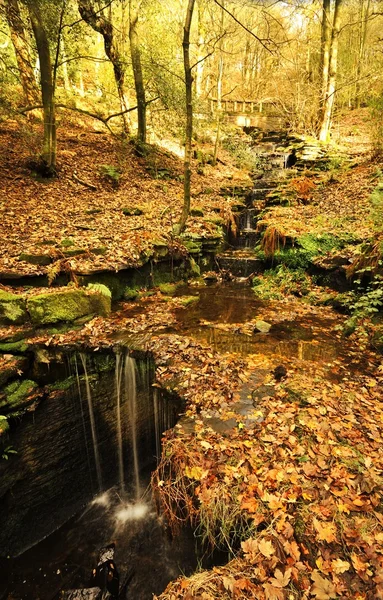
[86,283,112,298]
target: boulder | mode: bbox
[0,290,28,325]
[254,320,272,333]
[27,289,111,325]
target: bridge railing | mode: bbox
[209,98,277,115]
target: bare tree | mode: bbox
[178,0,196,234]
[78,0,130,133]
[129,0,146,143]
[319,0,343,142]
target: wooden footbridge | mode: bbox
[208,97,285,129]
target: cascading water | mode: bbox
[124,355,140,500]
[79,352,103,492]
[115,352,125,492]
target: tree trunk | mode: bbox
[26,0,56,173]
[78,0,130,133]
[319,0,342,142]
[354,0,370,108]
[319,0,331,103]
[129,0,146,144]
[178,0,196,234]
[4,0,38,105]
[195,0,205,98]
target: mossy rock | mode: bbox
[0,357,27,387]
[0,340,28,354]
[0,379,38,413]
[27,288,111,325]
[190,207,204,217]
[19,253,52,266]
[179,296,199,306]
[0,290,28,325]
[62,248,87,257]
[158,283,180,296]
[79,274,126,301]
[122,207,144,216]
[0,416,9,436]
[124,287,139,301]
[182,239,203,255]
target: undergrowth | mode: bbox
[252,265,312,300]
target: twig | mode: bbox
[73,171,98,190]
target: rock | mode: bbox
[0,356,27,387]
[0,379,38,413]
[254,320,272,333]
[0,416,9,435]
[122,207,144,216]
[19,252,52,265]
[27,288,111,325]
[0,290,28,325]
[0,340,28,354]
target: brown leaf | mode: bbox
[310,570,337,600]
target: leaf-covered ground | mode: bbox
[2,113,383,599]
[16,285,383,600]
[0,118,247,278]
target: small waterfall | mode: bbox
[74,355,93,489]
[124,355,140,500]
[153,388,161,460]
[80,353,103,492]
[115,352,125,493]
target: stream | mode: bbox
[0,131,373,600]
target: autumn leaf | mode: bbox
[263,582,285,600]
[331,559,350,574]
[310,570,337,599]
[258,538,275,559]
[270,568,292,588]
[313,518,337,543]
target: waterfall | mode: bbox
[80,353,103,492]
[115,352,125,493]
[74,355,93,489]
[153,388,160,460]
[124,355,140,500]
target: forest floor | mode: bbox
[2,110,383,599]
[0,108,378,279]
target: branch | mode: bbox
[18,97,160,128]
[212,0,275,54]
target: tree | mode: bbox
[78,0,130,133]
[178,0,196,234]
[2,0,38,105]
[129,0,146,143]
[318,0,343,142]
[25,0,56,174]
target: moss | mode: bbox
[62,248,87,257]
[0,416,9,435]
[0,340,28,354]
[47,375,76,392]
[86,283,112,298]
[27,288,111,325]
[79,273,126,300]
[158,283,180,296]
[181,240,202,255]
[124,287,139,300]
[179,295,199,306]
[60,238,75,247]
[188,257,200,277]
[19,253,52,265]
[1,379,38,411]
[190,207,204,217]
[122,207,144,216]
[0,290,28,325]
